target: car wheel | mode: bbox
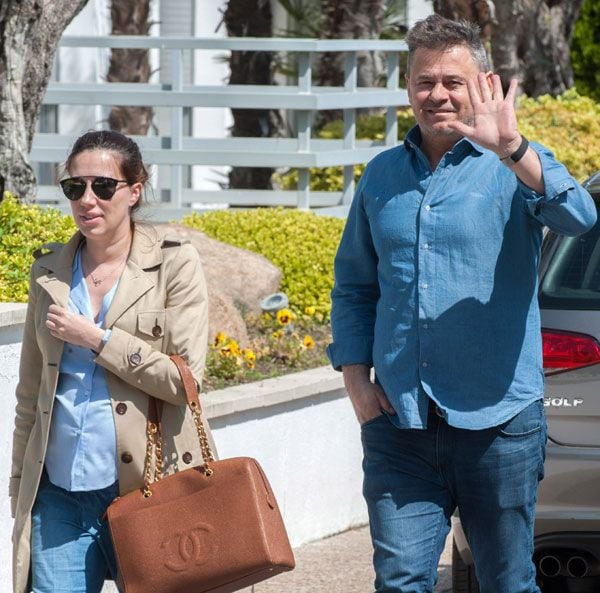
[452,539,480,593]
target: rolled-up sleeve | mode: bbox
[522,143,597,236]
[327,176,380,371]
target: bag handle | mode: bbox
[142,355,215,498]
[169,354,215,470]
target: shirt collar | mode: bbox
[404,125,485,159]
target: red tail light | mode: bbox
[542,329,600,371]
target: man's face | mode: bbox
[407,45,483,144]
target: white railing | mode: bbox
[32,36,408,218]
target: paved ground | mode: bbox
[251,525,453,593]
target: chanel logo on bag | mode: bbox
[160,524,215,572]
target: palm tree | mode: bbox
[223,0,280,190]
[107,0,153,134]
[317,0,386,89]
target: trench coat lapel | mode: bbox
[35,232,83,308]
[104,225,163,328]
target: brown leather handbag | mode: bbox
[106,355,295,593]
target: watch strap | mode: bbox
[501,136,529,165]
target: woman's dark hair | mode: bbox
[65,130,149,211]
[406,14,489,73]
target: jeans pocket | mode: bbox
[360,413,387,429]
[498,399,544,438]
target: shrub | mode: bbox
[518,90,600,181]
[0,193,76,302]
[571,0,600,102]
[181,208,345,318]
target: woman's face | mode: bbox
[66,149,141,241]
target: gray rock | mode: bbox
[162,224,282,346]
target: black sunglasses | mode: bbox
[59,176,129,201]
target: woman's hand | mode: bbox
[46,304,104,351]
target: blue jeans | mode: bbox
[361,399,546,593]
[31,472,120,593]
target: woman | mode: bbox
[10,130,210,593]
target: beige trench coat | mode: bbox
[10,224,212,593]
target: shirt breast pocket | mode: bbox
[137,310,166,349]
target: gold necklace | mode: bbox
[84,251,127,287]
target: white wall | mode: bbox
[0,308,366,592]
[56,0,111,136]
[192,0,233,191]
[407,0,433,27]
[0,312,23,593]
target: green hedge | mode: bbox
[182,209,344,318]
[0,193,76,302]
[0,195,344,319]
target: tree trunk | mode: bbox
[107,0,153,135]
[0,0,89,200]
[316,0,385,124]
[431,0,494,47]
[224,0,278,190]
[317,0,386,87]
[433,0,583,97]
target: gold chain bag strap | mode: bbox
[106,355,295,593]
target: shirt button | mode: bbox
[423,323,429,329]
[422,361,428,368]
[182,452,193,464]
[121,452,133,464]
[422,283,428,289]
[423,243,429,249]
[425,205,431,211]
[116,403,128,415]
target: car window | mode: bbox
[540,214,600,310]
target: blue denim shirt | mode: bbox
[45,247,119,491]
[328,127,597,430]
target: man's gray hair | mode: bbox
[406,14,489,72]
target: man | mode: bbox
[327,15,596,593]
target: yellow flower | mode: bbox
[304,306,316,316]
[303,335,315,349]
[214,332,227,346]
[272,330,282,339]
[243,349,256,363]
[219,344,233,357]
[246,360,256,369]
[276,308,294,325]
[228,340,241,356]
[263,312,272,322]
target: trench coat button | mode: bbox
[116,403,127,415]
[121,452,133,464]
[152,324,162,337]
[129,352,142,366]
[182,452,193,464]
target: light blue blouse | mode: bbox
[45,246,119,491]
